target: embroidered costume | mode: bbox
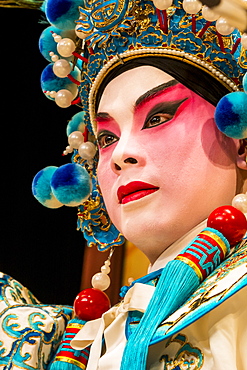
[1,0,247,369]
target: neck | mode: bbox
[148,219,207,273]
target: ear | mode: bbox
[236,139,247,170]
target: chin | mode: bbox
[116,214,184,261]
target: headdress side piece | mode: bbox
[32,0,247,251]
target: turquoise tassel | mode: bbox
[49,317,90,370]
[120,227,230,370]
[120,260,199,370]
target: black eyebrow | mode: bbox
[135,80,178,109]
[143,98,188,129]
[96,112,111,121]
[96,80,179,122]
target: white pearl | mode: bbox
[91,272,110,291]
[101,265,111,274]
[182,0,202,14]
[66,145,73,153]
[55,89,73,108]
[232,193,247,213]
[53,59,71,78]
[75,24,90,39]
[68,131,84,149]
[216,17,234,35]
[49,91,57,98]
[153,0,173,10]
[78,141,97,159]
[54,34,62,43]
[201,5,219,21]
[241,33,247,49]
[51,54,59,62]
[57,38,76,57]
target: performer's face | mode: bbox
[96,66,238,263]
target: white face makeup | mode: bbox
[96,66,238,264]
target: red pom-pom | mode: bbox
[73,288,111,321]
[207,205,247,246]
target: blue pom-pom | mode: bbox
[39,26,75,62]
[50,163,91,206]
[215,92,247,139]
[32,166,63,208]
[40,63,80,100]
[66,112,86,136]
[45,0,82,30]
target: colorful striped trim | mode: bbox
[175,228,230,281]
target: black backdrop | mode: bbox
[1,7,85,306]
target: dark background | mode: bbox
[0,6,85,306]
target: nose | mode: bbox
[114,157,138,171]
[111,134,145,173]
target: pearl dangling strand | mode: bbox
[73,248,115,321]
[78,141,97,167]
[51,32,76,57]
[63,130,97,167]
[91,248,114,291]
[49,51,59,62]
[63,131,84,155]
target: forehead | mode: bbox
[97,66,174,113]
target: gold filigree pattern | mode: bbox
[160,332,204,369]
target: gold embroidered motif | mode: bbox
[160,333,204,369]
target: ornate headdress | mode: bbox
[32,0,247,251]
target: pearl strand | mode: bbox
[91,247,115,291]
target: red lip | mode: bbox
[117,181,159,204]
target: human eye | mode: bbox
[97,130,119,149]
[145,113,173,128]
[142,98,187,129]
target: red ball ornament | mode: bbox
[207,205,247,246]
[73,288,111,321]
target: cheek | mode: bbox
[97,149,116,199]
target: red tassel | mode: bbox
[216,32,225,52]
[156,9,168,34]
[71,97,81,105]
[72,52,89,63]
[83,127,89,142]
[67,74,80,86]
[192,14,196,33]
[198,21,212,38]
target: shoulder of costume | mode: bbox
[0,272,74,370]
[126,241,247,344]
